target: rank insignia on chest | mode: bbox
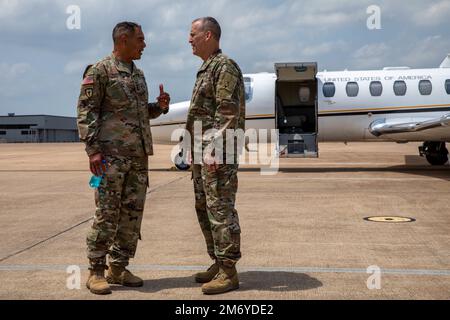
[134,80,146,94]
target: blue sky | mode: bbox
[1,0,450,117]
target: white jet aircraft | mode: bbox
[151,54,450,168]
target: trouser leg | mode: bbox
[192,164,215,260]
[86,156,127,267]
[109,156,148,267]
[201,164,241,267]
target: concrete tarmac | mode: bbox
[0,142,449,300]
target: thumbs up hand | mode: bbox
[157,84,170,113]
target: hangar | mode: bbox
[0,114,79,143]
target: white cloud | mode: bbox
[295,11,355,28]
[414,1,450,26]
[350,35,450,70]
[289,0,366,28]
[351,43,390,69]
[302,41,347,56]
[1,0,450,115]
[63,41,108,75]
[64,59,87,75]
[353,43,389,59]
[403,35,450,67]
[159,51,197,72]
[0,0,25,19]
[0,62,31,78]
[251,59,276,73]
[0,62,32,97]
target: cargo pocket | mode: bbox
[86,228,100,245]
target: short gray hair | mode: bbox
[192,17,221,41]
[112,21,141,44]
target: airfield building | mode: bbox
[0,114,79,143]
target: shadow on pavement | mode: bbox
[234,165,450,180]
[111,271,322,293]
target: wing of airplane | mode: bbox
[368,114,450,165]
[369,113,450,137]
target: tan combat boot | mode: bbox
[106,264,143,287]
[201,265,239,295]
[194,261,219,283]
[86,266,112,295]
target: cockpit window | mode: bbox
[244,77,253,102]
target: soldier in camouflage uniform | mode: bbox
[186,17,245,295]
[77,22,170,295]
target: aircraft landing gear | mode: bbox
[419,141,449,165]
[173,148,191,171]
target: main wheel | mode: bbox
[426,153,448,165]
[422,141,448,165]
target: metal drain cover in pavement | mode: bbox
[364,216,416,223]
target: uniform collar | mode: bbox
[110,53,135,75]
[198,49,222,73]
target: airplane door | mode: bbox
[275,62,318,158]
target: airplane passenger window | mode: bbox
[244,77,253,102]
[418,80,432,95]
[445,79,450,94]
[323,82,335,97]
[369,81,383,96]
[393,81,407,96]
[346,82,359,97]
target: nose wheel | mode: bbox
[419,141,449,165]
[173,149,191,171]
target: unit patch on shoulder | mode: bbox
[85,88,93,98]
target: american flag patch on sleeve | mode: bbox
[82,76,94,85]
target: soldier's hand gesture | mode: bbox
[157,84,170,113]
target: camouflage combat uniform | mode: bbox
[186,49,245,268]
[77,53,164,269]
